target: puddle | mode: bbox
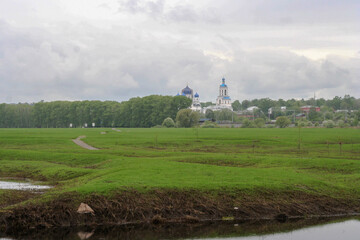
[0,181,51,191]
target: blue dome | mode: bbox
[181,85,193,95]
[220,77,227,87]
[194,92,199,98]
[182,92,186,96]
[176,93,180,96]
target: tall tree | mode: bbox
[231,100,241,111]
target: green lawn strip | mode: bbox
[59,157,348,197]
[0,149,108,167]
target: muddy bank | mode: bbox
[1,190,359,232]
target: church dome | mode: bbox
[181,85,193,95]
[220,77,227,87]
[194,92,199,98]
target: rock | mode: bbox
[77,203,95,215]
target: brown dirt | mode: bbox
[1,190,359,231]
[177,159,256,168]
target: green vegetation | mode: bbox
[176,109,200,127]
[0,95,191,128]
[162,117,175,128]
[0,128,359,204]
[232,95,360,114]
[1,94,359,129]
[241,119,256,128]
[276,116,291,128]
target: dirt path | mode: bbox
[72,136,99,150]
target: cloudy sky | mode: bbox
[0,0,359,103]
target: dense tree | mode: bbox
[0,95,191,128]
[176,109,200,128]
[323,120,335,128]
[241,100,250,109]
[254,118,265,128]
[0,95,359,128]
[308,107,322,122]
[162,117,175,128]
[214,109,233,121]
[231,100,241,111]
[0,103,33,128]
[241,119,256,128]
[275,116,291,128]
[257,98,274,113]
[205,109,215,120]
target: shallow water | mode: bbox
[0,181,51,190]
[1,217,359,240]
[202,219,360,240]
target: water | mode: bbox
[1,218,359,240]
[0,181,51,190]
[205,219,360,240]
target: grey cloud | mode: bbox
[118,0,220,23]
[219,0,360,25]
[0,20,213,102]
[118,0,164,15]
[0,17,358,103]
[166,5,198,22]
[223,49,357,100]
[0,0,359,103]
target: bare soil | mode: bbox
[72,136,99,150]
[1,190,359,231]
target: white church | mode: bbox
[178,77,233,112]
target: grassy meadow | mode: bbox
[0,127,360,204]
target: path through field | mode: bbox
[112,128,122,132]
[72,136,99,150]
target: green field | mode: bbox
[0,128,360,205]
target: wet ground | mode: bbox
[0,181,51,191]
[1,217,359,240]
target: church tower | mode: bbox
[191,92,202,112]
[216,77,232,108]
[181,85,193,99]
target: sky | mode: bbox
[0,0,359,103]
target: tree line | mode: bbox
[0,95,192,128]
[0,94,359,128]
[231,95,360,113]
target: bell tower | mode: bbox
[216,77,231,107]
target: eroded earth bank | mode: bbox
[1,190,359,233]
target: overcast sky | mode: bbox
[0,0,359,103]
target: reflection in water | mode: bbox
[0,181,51,190]
[77,230,94,240]
[201,219,360,240]
[1,217,359,240]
